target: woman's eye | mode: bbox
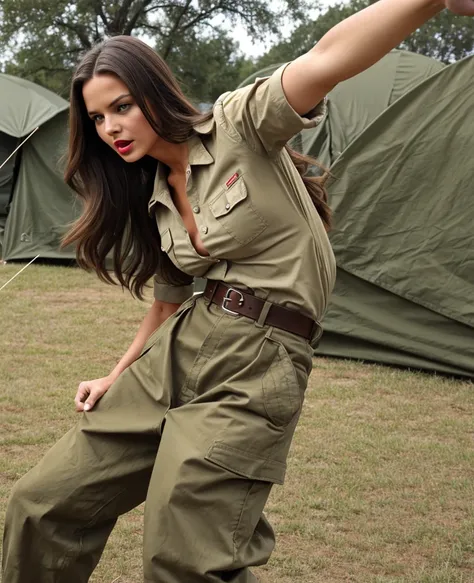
[92,115,104,123]
[118,103,130,113]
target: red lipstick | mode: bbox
[114,140,133,155]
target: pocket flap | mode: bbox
[209,180,247,218]
[205,441,286,484]
[160,228,173,253]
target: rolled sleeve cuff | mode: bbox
[267,62,327,135]
[153,277,194,304]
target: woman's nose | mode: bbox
[104,117,121,136]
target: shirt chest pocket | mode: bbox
[209,177,268,246]
[160,227,183,270]
[160,228,173,254]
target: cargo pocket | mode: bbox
[261,335,303,427]
[205,441,286,485]
[205,441,285,559]
[209,176,267,245]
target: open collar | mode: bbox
[148,129,214,214]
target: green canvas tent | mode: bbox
[0,74,77,260]
[243,51,474,378]
[318,54,474,378]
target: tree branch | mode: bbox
[93,0,109,30]
[41,47,84,59]
[141,22,165,37]
[160,0,195,59]
[179,2,237,34]
[123,0,155,35]
[143,2,176,14]
[25,65,71,75]
[112,0,137,32]
[53,18,92,49]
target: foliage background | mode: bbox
[1,0,474,103]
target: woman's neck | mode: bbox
[149,139,189,174]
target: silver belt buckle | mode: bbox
[221,288,244,316]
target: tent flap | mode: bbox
[318,269,474,378]
[3,112,79,261]
[328,55,474,329]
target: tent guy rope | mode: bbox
[0,126,43,289]
[0,255,41,291]
[0,126,40,171]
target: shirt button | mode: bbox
[193,206,200,214]
[201,226,208,234]
[225,203,230,210]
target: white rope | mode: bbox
[0,126,40,171]
[0,255,40,291]
[0,127,42,289]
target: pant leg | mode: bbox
[143,407,284,583]
[142,299,312,583]
[2,298,196,583]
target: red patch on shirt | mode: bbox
[225,172,239,188]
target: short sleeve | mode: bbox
[153,272,194,304]
[219,62,327,155]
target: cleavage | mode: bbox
[168,172,210,257]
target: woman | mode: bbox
[3,0,472,581]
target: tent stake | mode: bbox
[0,126,40,171]
[0,255,40,291]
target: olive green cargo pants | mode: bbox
[2,295,314,583]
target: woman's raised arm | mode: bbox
[282,0,472,115]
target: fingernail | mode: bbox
[84,404,91,411]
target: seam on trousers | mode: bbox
[232,481,255,562]
[194,315,228,393]
[179,311,226,401]
[261,334,301,428]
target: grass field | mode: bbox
[1,264,473,582]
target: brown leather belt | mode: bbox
[203,280,317,341]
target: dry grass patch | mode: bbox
[1,264,474,583]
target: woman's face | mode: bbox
[82,73,160,162]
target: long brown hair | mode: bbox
[286,148,331,230]
[63,35,209,299]
[63,35,330,300]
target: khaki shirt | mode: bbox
[148,63,336,322]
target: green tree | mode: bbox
[254,0,368,70]
[165,30,253,104]
[253,0,474,73]
[0,0,309,100]
[401,9,474,62]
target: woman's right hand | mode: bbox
[74,376,114,412]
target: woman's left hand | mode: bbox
[443,0,474,16]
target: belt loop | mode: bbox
[255,301,272,328]
[207,280,218,303]
[311,320,323,345]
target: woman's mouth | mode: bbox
[114,140,134,155]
